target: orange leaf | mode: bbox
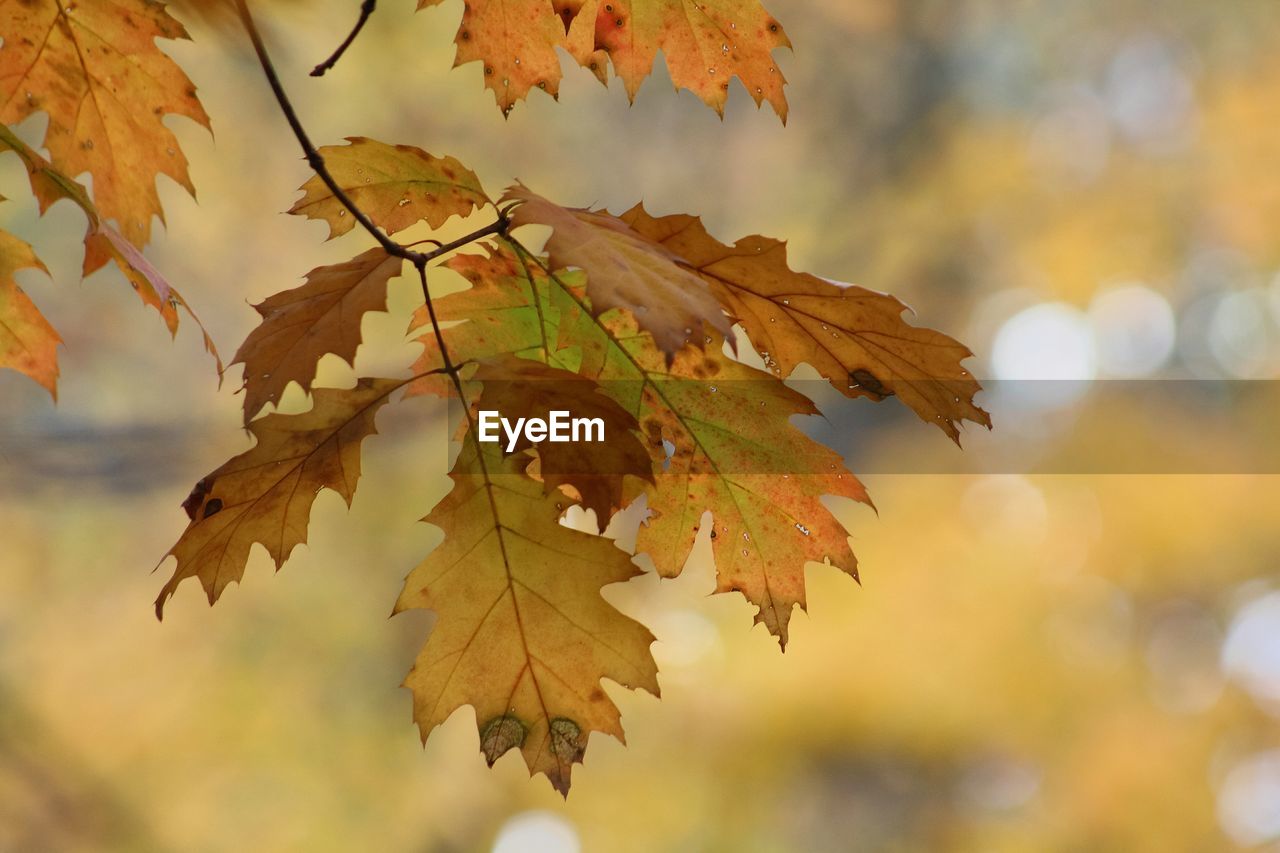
[419,0,566,114]
[0,0,211,246]
[0,124,222,374]
[0,228,58,398]
[576,0,790,119]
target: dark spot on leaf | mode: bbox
[849,368,892,399]
[182,476,214,520]
[202,498,223,519]
[480,714,525,765]
[549,718,584,764]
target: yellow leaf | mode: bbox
[396,437,659,795]
[156,378,401,616]
[289,137,489,239]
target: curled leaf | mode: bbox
[504,185,731,361]
[618,205,991,441]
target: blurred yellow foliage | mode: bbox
[4,0,1280,850]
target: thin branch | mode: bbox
[415,262,460,378]
[234,0,414,260]
[311,0,376,77]
[233,0,510,368]
[419,219,509,264]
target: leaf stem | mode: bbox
[311,0,376,77]
[414,262,461,380]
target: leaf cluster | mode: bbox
[0,0,989,794]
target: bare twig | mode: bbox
[311,0,376,77]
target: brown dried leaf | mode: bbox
[473,356,655,520]
[619,205,991,441]
[232,248,403,423]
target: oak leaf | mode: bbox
[420,239,869,646]
[0,0,211,246]
[0,125,222,373]
[618,205,991,441]
[504,185,730,361]
[0,226,58,397]
[569,0,790,119]
[396,437,659,795]
[289,138,489,239]
[156,378,401,616]
[574,314,870,647]
[423,0,790,117]
[418,0,566,114]
[232,248,403,423]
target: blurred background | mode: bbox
[4,0,1280,849]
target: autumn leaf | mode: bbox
[396,437,659,795]
[570,0,790,119]
[232,248,404,423]
[155,378,403,617]
[572,311,870,647]
[423,0,790,117]
[539,247,871,645]
[618,205,991,441]
[0,0,211,246]
[472,357,655,521]
[0,126,222,372]
[422,238,869,646]
[504,185,731,361]
[289,138,489,239]
[418,0,566,114]
[0,226,58,397]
